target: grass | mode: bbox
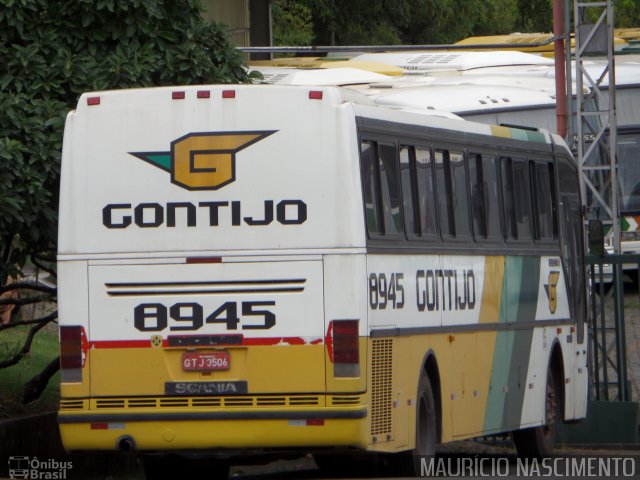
[0,322,60,418]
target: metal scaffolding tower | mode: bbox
[574,0,619,252]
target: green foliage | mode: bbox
[280,0,640,47]
[614,0,640,28]
[513,0,552,33]
[297,0,522,46]
[0,0,248,279]
[272,0,315,47]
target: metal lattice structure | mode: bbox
[574,0,619,252]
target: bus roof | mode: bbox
[350,51,553,74]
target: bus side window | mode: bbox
[360,140,382,235]
[435,149,454,238]
[502,157,532,242]
[400,146,418,236]
[469,152,502,242]
[415,147,437,238]
[378,143,402,235]
[436,148,470,239]
[450,151,471,240]
[531,161,558,241]
[401,146,438,239]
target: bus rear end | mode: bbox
[57,85,369,454]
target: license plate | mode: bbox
[182,351,230,371]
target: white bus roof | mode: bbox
[252,66,392,86]
[367,83,556,114]
[351,51,553,73]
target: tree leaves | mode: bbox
[0,0,248,279]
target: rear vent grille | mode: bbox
[330,395,361,406]
[160,398,189,408]
[371,338,393,437]
[289,396,321,406]
[191,398,222,407]
[91,395,322,410]
[256,397,286,406]
[128,399,157,408]
[59,399,86,410]
[95,399,125,409]
[224,397,254,407]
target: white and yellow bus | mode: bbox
[57,83,587,475]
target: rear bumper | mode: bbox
[58,407,368,452]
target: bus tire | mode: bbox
[385,372,437,476]
[512,366,561,459]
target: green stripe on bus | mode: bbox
[526,131,547,143]
[501,257,540,429]
[484,256,540,431]
[484,329,511,433]
[510,129,529,142]
[502,328,534,428]
[515,256,541,323]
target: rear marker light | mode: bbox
[172,91,185,100]
[186,257,222,264]
[309,91,323,100]
[222,90,236,99]
[306,419,325,426]
[197,90,211,99]
[60,325,84,383]
[331,319,360,378]
[87,96,100,106]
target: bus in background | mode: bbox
[347,49,640,278]
[58,82,587,476]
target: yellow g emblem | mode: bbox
[544,271,560,314]
[131,131,276,191]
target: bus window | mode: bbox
[400,146,418,236]
[435,150,453,238]
[502,157,532,241]
[531,161,558,241]
[450,151,471,240]
[361,141,382,235]
[378,143,402,235]
[435,148,469,239]
[416,147,437,237]
[618,132,640,214]
[469,153,502,241]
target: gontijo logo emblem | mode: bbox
[130,131,276,190]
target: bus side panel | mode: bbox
[323,253,368,394]
[57,260,91,399]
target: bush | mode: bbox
[0,0,249,279]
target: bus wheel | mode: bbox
[385,372,437,476]
[512,366,561,459]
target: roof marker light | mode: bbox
[186,257,222,264]
[172,91,185,100]
[309,91,323,100]
[87,96,100,106]
[197,90,211,99]
[222,90,236,99]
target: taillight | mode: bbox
[332,319,360,377]
[60,326,84,383]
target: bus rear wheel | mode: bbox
[512,366,561,459]
[385,372,437,476]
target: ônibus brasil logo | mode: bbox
[130,131,276,191]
